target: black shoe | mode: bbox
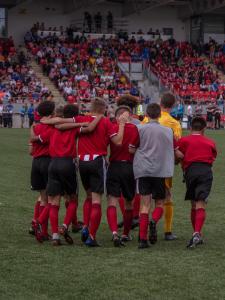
[29,220,36,235]
[59,225,74,245]
[131,217,139,229]
[112,234,125,247]
[121,234,133,242]
[187,233,203,249]
[165,232,177,241]
[118,220,124,228]
[72,221,83,233]
[138,239,150,249]
[149,221,157,244]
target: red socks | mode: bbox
[152,207,164,224]
[63,200,78,228]
[38,203,51,224]
[194,208,206,233]
[89,203,102,239]
[33,201,40,220]
[107,206,118,234]
[118,196,125,215]
[83,197,92,227]
[132,194,140,218]
[191,208,196,230]
[139,213,149,240]
[71,199,78,226]
[49,205,59,234]
[123,209,133,236]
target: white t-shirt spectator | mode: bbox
[187,105,193,116]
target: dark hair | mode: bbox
[115,105,131,117]
[117,94,138,109]
[146,103,161,119]
[191,117,206,131]
[63,104,79,118]
[91,98,106,113]
[37,100,55,117]
[161,93,176,109]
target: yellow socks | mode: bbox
[164,201,173,233]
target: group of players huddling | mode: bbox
[29,93,217,249]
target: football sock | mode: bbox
[107,206,118,234]
[191,208,196,230]
[123,209,133,236]
[33,200,40,220]
[83,197,92,227]
[139,213,149,241]
[118,196,125,216]
[164,201,173,233]
[38,203,51,225]
[63,200,77,228]
[194,208,206,234]
[39,205,48,236]
[89,203,102,239]
[49,205,59,235]
[152,207,164,224]
[72,199,78,226]
[132,195,140,218]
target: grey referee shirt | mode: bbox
[133,121,174,179]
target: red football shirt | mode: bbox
[109,123,139,162]
[77,116,117,160]
[32,124,53,158]
[177,133,217,170]
[48,128,79,158]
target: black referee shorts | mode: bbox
[106,161,135,201]
[31,156,51,191]
[47,157,78,197]
[138,177,166,200]
[184,162,213,202]
[79,156,107,194]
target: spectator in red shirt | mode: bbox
[177,117,217,249]
[106,105,140,247]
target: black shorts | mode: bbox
[138,177,166,200]
[79,156,107,194]
[184,163,213,202]
[106,161,135,201]
[47,157,78,197]
[31,156,51,191]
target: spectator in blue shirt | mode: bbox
[27,103,34,127]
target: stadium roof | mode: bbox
[2,0,225,16]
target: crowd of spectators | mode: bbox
[25,30,143,113]
[0,37,54,128]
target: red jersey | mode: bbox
[32,124,53,158]
[77,116,117,161]
[177,133,217,170]
[109,123,139,162]
[48,128,79,158]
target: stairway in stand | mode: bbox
[24,47,66,107]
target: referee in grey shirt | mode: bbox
[133,103,175,249]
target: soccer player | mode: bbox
[176,117,217,248]
[55,98,129,247]
[117,95,141,229]
[29,100,55,239]
[106,105,139,247]
[158,93,182,241]
[133,103,175,249]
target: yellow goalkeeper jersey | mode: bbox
[159,111,182,140]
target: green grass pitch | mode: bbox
[0,129,225,300]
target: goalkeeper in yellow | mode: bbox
[159,93,182,240]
